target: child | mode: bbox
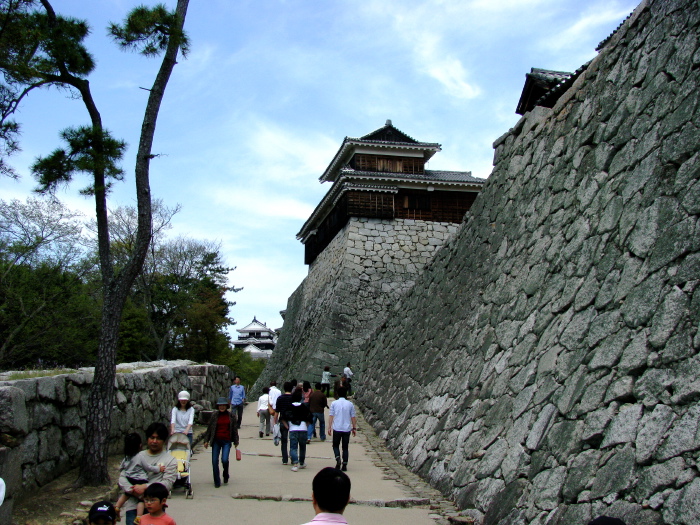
[87,501,117,525]
[140,482,176,525]
[115,433,165,523]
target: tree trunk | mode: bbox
[77,0,190,485]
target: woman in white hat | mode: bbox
[171,390,195,447]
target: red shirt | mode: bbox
[215,412,230,441]
[140,513,176,525]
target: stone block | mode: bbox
[526,404,558,451]
[601,403,642,448]
[663,478,700,525]
[590,445,636,499]
[656,404,700,461]
[530,466,567,510]
[563,449,601,501]
[0,445,23,498]
[635,456,686,500]
[0,387,28,435]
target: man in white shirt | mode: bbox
[343,363,354,396]
[327,386,356,472]
[269,381,282,410]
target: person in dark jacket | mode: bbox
[272,382,294,465]
[203,397,240,488]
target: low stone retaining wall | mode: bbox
[0,361,232,523]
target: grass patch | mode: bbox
[6,368,77,380]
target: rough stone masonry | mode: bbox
[260,0,700,523]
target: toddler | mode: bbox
[114,433,164,523]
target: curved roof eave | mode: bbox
[319,138,442,183]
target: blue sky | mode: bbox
[1,0,638,336]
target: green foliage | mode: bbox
[32,126,126,195]
[218,347,266,388]
[117,298,151,363]
[0,259,100,369]
[109,4,189,57]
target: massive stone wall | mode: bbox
[354,0,700,523]
[0,361,232,523]
[256,217,460,390]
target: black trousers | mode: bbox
[332,431,350,463]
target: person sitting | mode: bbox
[300,467,351,525]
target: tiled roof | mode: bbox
[516,68,573,115]
[596,11,634,51]
[339,166,484,185]
[320,121,441,182]
[358,119,421,143]
[534,61,591,109]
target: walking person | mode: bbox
[170,391,194,447]
[307,383,328,443]
[228,376,245,429]
[269,381,282,408]
[299,467,352,525]
[287,389,313,471]
[257,387,272,438]
[273,382,294,465]
[203,397,240,488]
[302,381,313,407]
[328,387,356,471]
[320,366,333,396]
[343,363,354,396]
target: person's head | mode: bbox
[216,397,229,412]
[290,379,298,388]
[337,386,348,399]
[145,423,169,454]
[312,468,351,514]
[270,380,277,387]
[346,362,350,367]
[176,390,192,410]
[143,482,169,516]
[315,382,322,390]
[263,387,270,394]
[291,389,303,402]
[324,366,330,371]
[283,381,293,393]
[303,381,311,392]
[123,432,143,458]
[88,501,117,525]
[234,376,241,385]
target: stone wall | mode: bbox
[354,0,700,524]
[255,217,461,390]
[0,361,232,523]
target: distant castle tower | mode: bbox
[260,122,484,382]
[232,317,277,359]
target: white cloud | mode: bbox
[242,120,339,183]
[540,5,634,52]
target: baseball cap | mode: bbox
[88,501,116,523]
[178,391,190,401]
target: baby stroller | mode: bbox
[167,433,193,498]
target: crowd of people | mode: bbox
[92,363,628,525]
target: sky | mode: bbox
[0,0,639,338]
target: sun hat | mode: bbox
[178,391,190,401]
[88,501,117,523]
[216,396,229,406]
